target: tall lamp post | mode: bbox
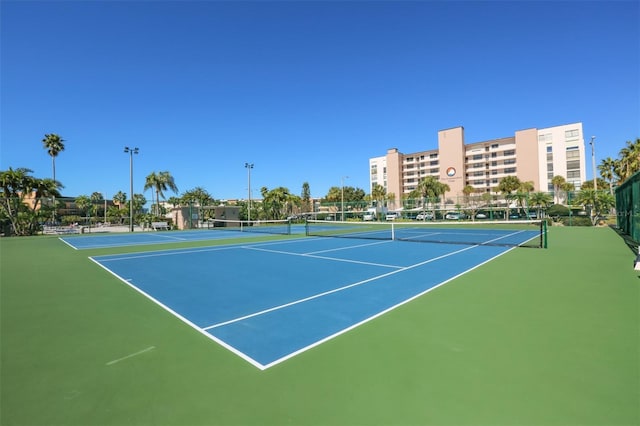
[341,176,349,221]
[245,163,254,222]
[589,136,597,192]
[124,147,139,232]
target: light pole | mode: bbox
[124,147,139,232]
[589,136,597,192]
[245,163,254,222]
[341,176,349,221]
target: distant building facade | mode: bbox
[369,122,586,202]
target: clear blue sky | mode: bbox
[1,0,638,202]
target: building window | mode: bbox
[504,167,516,173]
[567,160,580,170]
[491,144,499,149]
[567,170,581,179]
[504,159,516,165]
[504,150,515,156]
[565,129,579,138]
[429,153,438,159]
[472,154,483,160]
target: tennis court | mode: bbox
[60,224,293,250]
[2,226,638,425]
[91,226,535,369]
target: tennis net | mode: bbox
[207,219,291,235]
[305,219,547,248]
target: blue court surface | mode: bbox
[60,229,282,250]
[90,234,529,370]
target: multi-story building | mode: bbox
[369,122,586,205]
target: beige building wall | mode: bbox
[514,128,540,189]
[385,148,403,209]
[438,127,466,197]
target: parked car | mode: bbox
[475,212,488,219]
[385,212,400,221]
[416,212,434,220]
[363,213,375,221]
[445,212,465,220]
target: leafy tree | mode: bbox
[132,194,147,216]
[181,187,214,223]
[167,196,182,208]
[0,168,62,235]
[75,195,93,224]
[324,186,366,203]
[261,186,299,219]
[301,182,311,212]
[144,171,178,216]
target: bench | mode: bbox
[151,221,169,231]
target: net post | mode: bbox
[391,223,395,240]
[542,220,548,248]
[305,217,309,236]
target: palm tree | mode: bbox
[617,138,640,181]
[598,157,617,196]
[144,171,178,217]
[415,176,449,216]
[0,168,63,235]
[528,192,553,218]
[551,175,566,204]
[301,182,311,213]
[74,195,93,226]
[42,133,65,223]
[571,189,615,226]
[497,176,521,219]
[181,187,213,224]
[42,134,65,182]
[370,183,386,207]
[113,191,127,210]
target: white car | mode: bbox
[445,212,465,220]
[416,212,434,220]
[363,213,375,221]
[385,212,400,221]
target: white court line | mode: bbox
[106,346,156,366]
[203,243,478,331]
[242,245,403,269]
[305,239,391,255]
